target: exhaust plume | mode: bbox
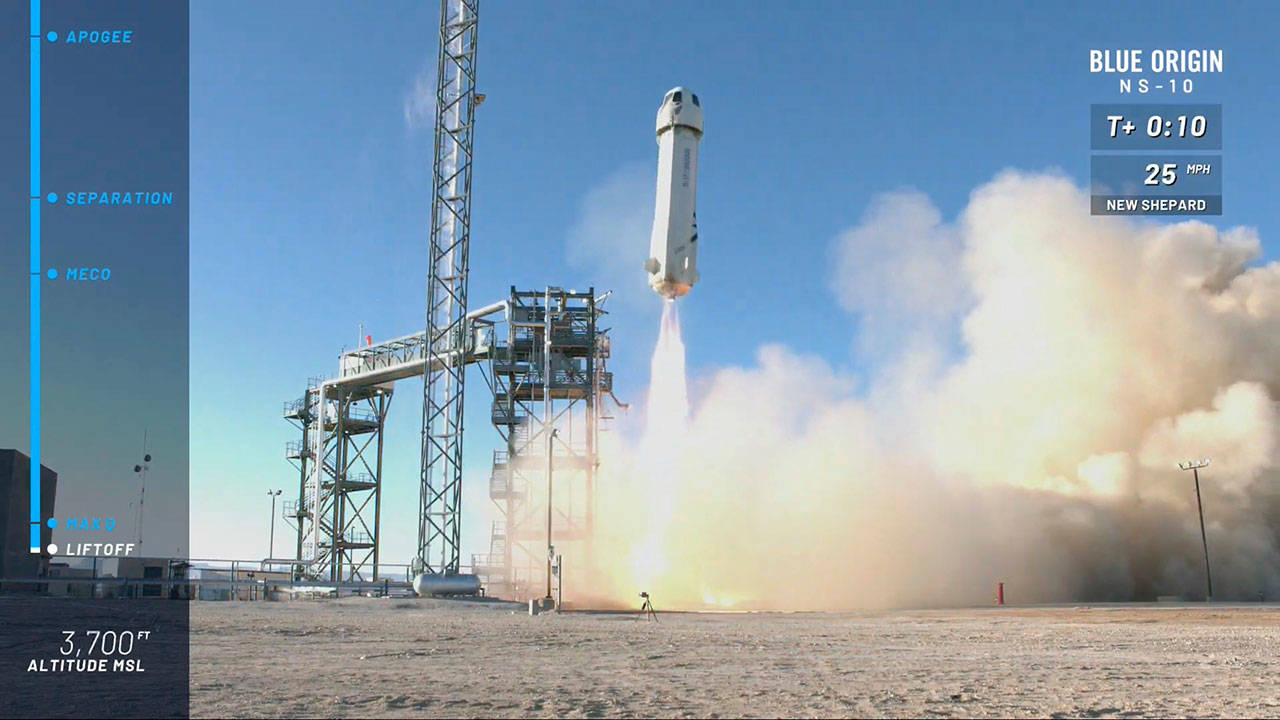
[622,299,690,591]
[585,170,1279,610]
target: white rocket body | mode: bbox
[645,87,703,298]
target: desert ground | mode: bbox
[190,598,1280,718]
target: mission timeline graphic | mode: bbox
[7,0,191,714]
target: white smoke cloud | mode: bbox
[403,61,435,131]
[583,169,1280,610]
[1139,382,1278,489]
[829,188,968,359]
[566,163,654,312]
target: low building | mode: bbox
[0,449,58,592]
[44,557,191,599]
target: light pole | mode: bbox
[132,431,151,552]
[267,489,282,560]
[546,428,558,603]
[1177,459,1213,602]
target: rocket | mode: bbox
[645,87,703,298]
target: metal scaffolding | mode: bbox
[284,379,391,582]
[473,287,614,601]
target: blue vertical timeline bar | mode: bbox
[28,0,41,551]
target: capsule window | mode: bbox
[692,94,700,106]
[672,91,682,103]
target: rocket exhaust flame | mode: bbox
[646,299,690,437]
[626,299,689,591]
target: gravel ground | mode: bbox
[190,598,1280,718]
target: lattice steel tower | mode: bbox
[419,0,480,575]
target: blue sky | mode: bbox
[188,0,1279,563]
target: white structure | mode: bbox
[645,87,703,298]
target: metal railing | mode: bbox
[336,531,373,547]
[285,440,309,458]
[283,397,309,417]
[341,473,377,489]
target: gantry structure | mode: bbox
[472,288,614,599]
[282,289,615,594]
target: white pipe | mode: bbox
[466,300,508,321]
[342,300,506,361]
[308,380,335,566]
